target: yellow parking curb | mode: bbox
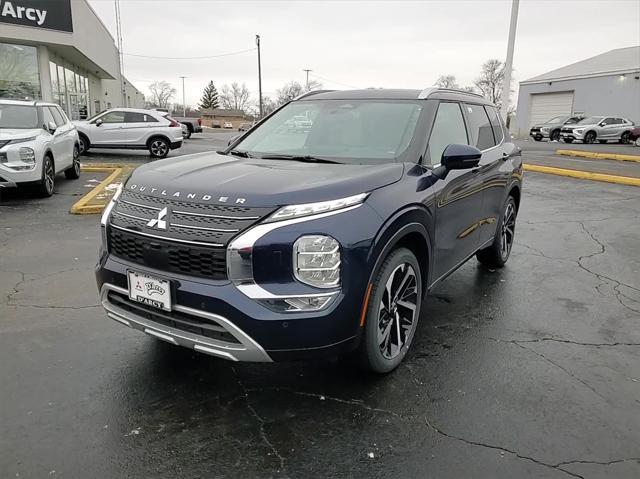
[556,149,640,163]
[70,165,123,215]
[524,164,640,187]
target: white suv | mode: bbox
[0,99,80,197]
[74,108,183,158]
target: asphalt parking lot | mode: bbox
[1,138,640,478]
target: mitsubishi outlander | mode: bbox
[96,88,523,373]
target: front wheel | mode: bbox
[358,248,422,373]
[635,138,640,147]
[476,196,517,268]
[149,138,170,158]
[65,145,81,179]
[36,155,55,197]
[78,134,89,155]
[584,131,596,144]
[550,130,560,142]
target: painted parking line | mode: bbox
[524,164,640,187]
[70,165,124,214]
[556,149,640,163]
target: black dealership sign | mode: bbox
[0,0,73,32]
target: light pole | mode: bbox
[303,69,312,90]
[180,76,186,117]
[501,0,519,122]
[256,35,263,118]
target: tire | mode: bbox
[563,138,573,143]
[36,155,55,197]
[533,136,542,142]
[550,130,560,142]
[65,144,81,179]
[148,137,170,158]
[635,138,640,147]
[358,247,422,373]
[476,196,517,268]
[620,131,630,144]
[78,134,90,155]
[584,131,596,144]
[598,140,607,144]
[185,130,192,139]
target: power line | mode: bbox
[309,72,359,89]
[122,47,256,60]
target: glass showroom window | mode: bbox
[0,43,41,99]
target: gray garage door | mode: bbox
[528,91,575,128]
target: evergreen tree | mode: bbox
[199,81,219,109]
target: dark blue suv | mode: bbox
[96,88,522,373]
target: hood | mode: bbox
[0,128,43,140]
[125,151,404,207]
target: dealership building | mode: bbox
[514,46,640,137]
[0,0,144,120]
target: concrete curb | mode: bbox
[70,165,123,215]
[556,149,640,163]
[524,164,640,187]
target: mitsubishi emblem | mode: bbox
[147,207,168,230]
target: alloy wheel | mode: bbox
[44,159,54,194]
[151,140,168,157]
[73,147,80,175]
[377,263,418,360]
[79,137,86,154]
[500,202,516,259]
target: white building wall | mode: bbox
[515,74,640,137]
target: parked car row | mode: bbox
[530,115,636,144]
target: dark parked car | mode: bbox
[629,127,640,146]
[96,88,522,373]
[529,115,584,142]
[238,122,255,132]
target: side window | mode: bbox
[100,111,126,123]
[144,114,158,122]
[49,107,65,127]
[124,112,146,123]
[56,107,70,124]
[602,118,614,125]
[464,103,495,150]
[427,102,468,165]
[42,107,56,127]
[485,106,504,144]
[613,118,624,125]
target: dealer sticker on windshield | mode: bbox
[127,271,171,311]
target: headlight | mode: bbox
[540,127,549,133]
[19,147,36,164]
[267,193,368,222]
[293,235,340,288]
[574,129,584,134]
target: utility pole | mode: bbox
[501,0,519,122]
[303,69,312,90]
[180,76,186,117]
[256,35,263,118]
[114,0,125,107]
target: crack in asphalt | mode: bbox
[232,368,286,473]
[491,337,640,347]
[243,386,584,478]
[555,457,640,469]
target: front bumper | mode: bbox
[561,130,583,141]
[529,129,549,139]
[194,126,203,133]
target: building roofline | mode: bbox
[521,67,640,85]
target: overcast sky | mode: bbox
[87,0,640,107]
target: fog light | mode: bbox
[259,295,335,312]
[293,235,340,288]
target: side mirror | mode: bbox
[47,121,57,133]
[441,144,482,170]
[95,119,103,127]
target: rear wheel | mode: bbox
[358,248,422,373]
[476,196,517,268]
[635,138,640,147]
[36,155,55,197]
[65,144,81,179]
[78,134,90,155]
[149,138,170,158]
[584,131,596,144]
[620,131,630,144]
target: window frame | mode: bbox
[462,102,496,151]
[424,100,470,167]
[484,105,505,146]
[48,106,65,127]
[41,106,56,129]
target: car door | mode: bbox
[40,107,67,171]
[598,117,617,139]
[124,111,158,146]
[90,110,128,146]
[49,107,74,168]
[428,101,484,282]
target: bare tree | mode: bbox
[474,59,506,107]
[305,79,323,91]
[276,81,305,106]
[435,75,459,89]
[219,82,251,111]
[148,81,176,108]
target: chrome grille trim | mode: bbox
[169,223,239,233]
[172,209,260,220]
[119,198,162,211]
[110,224,224,247]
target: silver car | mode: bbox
[560,116,635,144]
[529,115,584,142]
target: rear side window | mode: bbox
[125,112,158,123]
[49,107,65,127]
[464,103,495,150]
[485,106,504,144]
[427,102,468,165]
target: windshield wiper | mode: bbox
[225,149,253,158]
[260,154,341,164]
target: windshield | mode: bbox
[565,117,582,125]
[0,104,38,129]
[545,116,566,124]
[233,99,423,163]
[578,116,603,125]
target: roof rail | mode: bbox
[418,87,484,99]
[294,89,336,101]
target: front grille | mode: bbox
[109,227,227,279]
[561,128,573,133]
[530,128,541,133]
[107,290,240,344]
